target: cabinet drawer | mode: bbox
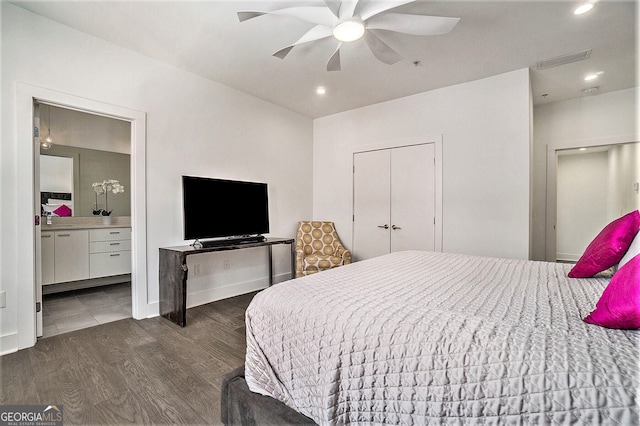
[90,227,131,242]
[90,251,131,278]
[90,240,132,254]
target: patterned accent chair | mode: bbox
[295,221,352,278]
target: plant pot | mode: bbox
[102,215,112,225]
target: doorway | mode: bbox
[36,103,133,337]
[16,83,148,350]
[550,141,640,262]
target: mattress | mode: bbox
[245,251,639,424]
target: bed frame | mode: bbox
[221,365,316,425]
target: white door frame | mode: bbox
[544,135,637,262]
[16,82,148,350]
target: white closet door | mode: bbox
[390,144,436,252]
[353,149,391,260]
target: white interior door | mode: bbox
[390,144,436,252]
[353,149,391,260]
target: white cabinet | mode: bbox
[53,230,90,282]
[40,227,131,285]
[353,144,436,260]
[90,228,132,278]
[41,231,55,285]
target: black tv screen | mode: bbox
[182,176,269,241]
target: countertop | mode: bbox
[42,223,131,231]
[41,216,131,231]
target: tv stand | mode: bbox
[159,237,295,327]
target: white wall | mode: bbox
[40,104,131,155]
[532,88,639,261]
[1,4,313,353]
[556,151,609,261]
[313,69,532,260]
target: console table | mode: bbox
[159,237,295,327]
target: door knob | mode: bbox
[377,224,389,229]
[392,225,401,230]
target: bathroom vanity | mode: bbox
[41,217,131,294]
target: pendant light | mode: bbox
[41,105,54,150]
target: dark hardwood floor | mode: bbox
[1,291,257,425]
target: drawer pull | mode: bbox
[58,234,71,237]
[109,243,120,246]
[42,234,52,238]
[110,253,121,257]
[109,232,120,235]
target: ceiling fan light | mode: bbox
[333,20,365,42]
[574,3,594,15]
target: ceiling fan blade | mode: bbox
[367,13,460,35]
[364,31,403,65]
[326,43,343,71]
[339,0,359,19]
[237,11,267,22]
[272,25,334,59]
[359,0,414,21]
[238,7,337,27]
[273,46,295,60]
[324,0,341,18]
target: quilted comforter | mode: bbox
[245,251,639,424]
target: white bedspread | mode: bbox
[245,251,639,424]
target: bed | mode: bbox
[227,250,638,424]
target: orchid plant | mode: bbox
[92,179,125,216]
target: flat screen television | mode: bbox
[182,176,269,244]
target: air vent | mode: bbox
[536,49,592,70]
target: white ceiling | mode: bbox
[12,0,638,118]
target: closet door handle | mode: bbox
[377,224,389,229]
[392,225,401,230]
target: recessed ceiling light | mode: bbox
[584,71,602,81]
[574,3,595,15]
[316,86,326,95]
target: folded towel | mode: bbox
[53,204,72,217]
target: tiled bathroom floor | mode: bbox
[41,282,131,338]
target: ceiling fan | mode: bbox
[237,1,460,71]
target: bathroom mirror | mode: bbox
[38,103,131,217]
[40,146,131,217]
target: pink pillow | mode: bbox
[568,210,640,278]
[583,253,640,329]
[53,204,72,217]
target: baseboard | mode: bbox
[557,252,580,262]
[145,302,160,319]
[141,272,293,320]
[186,272,292,310]
[0,332,19,356]
[186,279,268,309]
